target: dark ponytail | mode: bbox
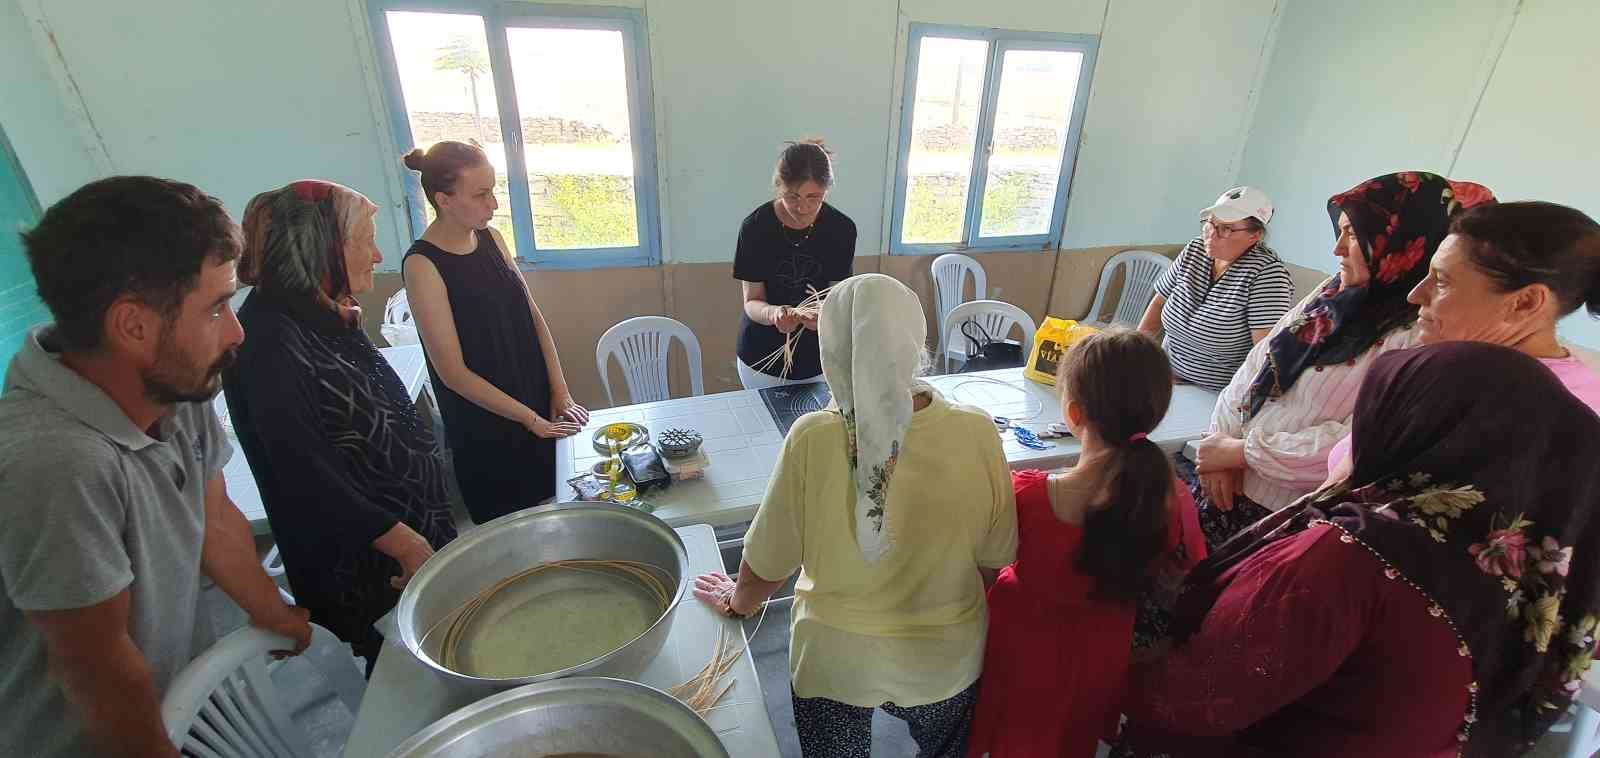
[1449,201,1600,319]
[1060,329,1176,603]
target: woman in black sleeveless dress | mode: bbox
[400,142,588,523]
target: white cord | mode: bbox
[944,376,1045,421]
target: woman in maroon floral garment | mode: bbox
[1183,172,1496,549]
[1119,342,1600,757]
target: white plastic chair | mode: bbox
[380,289,419,347]
[931,254,987,360]
[261,546,294,607]
[1560,668,1600,757]
[1083,249,1172,327]
[941,300,1037,374]
[596,316,704,406]
[162,625,333,758]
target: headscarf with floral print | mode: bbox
[1178,343,1600,756]
[239,180,374,329]
[1239,172,1495,419]
[818,273,932,565]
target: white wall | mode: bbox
[1,0,101,204]
[1237,0,1600,347]
[10,0,414,257]
[1061,0,1279,248]
[7,0,1282,269]
[1450,0,1600,348]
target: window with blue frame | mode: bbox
[890,25,1097,254]
[371,2,661,268]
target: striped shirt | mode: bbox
[1155,238,1294,391]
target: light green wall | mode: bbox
[11,0,413,261]
[9,0,1282,269]
[1,0,100,204]
[1061,0,1279,249]
[1450,0,1600,348]
[1238,0,1600,348]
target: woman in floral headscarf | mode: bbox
[1119,342,1600,757]
[692,274,1017,758]
[1185,172,1495,548]
[223,181,456,673]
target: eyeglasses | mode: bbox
[782,192,826,206]
[1203,218,1257,238]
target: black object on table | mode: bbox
[760,382,833,436]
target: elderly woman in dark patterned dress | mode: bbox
[223,181,456,673]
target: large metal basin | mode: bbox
[394,503,688,692]
[385,677,730,758]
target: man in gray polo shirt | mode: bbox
[0,177,313,757]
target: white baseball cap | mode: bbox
[1200,186,1273,225]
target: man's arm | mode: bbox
[26,592,180,758]
[200,475,311,653]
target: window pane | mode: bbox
[977,49,1083,239]
[901,37,989,245]
[385,12,517,257]
[506,26,639,251]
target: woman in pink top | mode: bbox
[1326,201,1600,478]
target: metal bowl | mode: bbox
[394,503,688,694]
[385,677,729,758]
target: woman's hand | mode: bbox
[799,311,819,332]
[692,571,745,617]
[1194,432,1247,474]
[390,537,435,591]
[252,605,312,658]
[1201,468,1243,512]
[552,393,590,425]
[526,414,581,439]
[772,306,803,334]
[373,523,437,590]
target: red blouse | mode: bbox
[968,470,1205,758]
[1122,524,1473,757]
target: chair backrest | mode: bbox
[162,625,327,758]
[596,316,704,406]
[260,546,294,607]
[941,300,1037,374]
[380,289,420,347]
[930,254,987,357]
[1085,250,1172,326]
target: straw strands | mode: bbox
[749,285,831,378]
[669,627,742,715]
[435,559,673,673]
[669,596,771,717]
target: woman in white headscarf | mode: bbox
[694,273,1017,758]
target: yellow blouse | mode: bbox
[743,389,1017,706]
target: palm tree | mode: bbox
[434,34,491,146]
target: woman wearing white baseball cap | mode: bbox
[1138,186,1294,392]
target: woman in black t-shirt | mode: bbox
[733,140,856,388]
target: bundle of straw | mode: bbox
[435,559,673,673]
[669,627,742,716]
[670,598,771,717]
[749,285,831,378]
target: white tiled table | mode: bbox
[342,524,782,758]
[556,368,1220,529]
[216,344,429,534]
